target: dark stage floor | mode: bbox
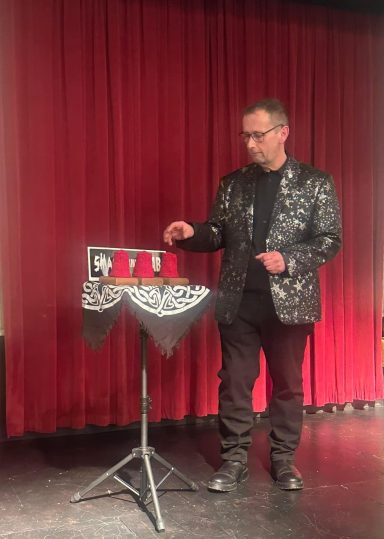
[0,404,383,538]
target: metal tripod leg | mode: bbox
[70,452,139,502]
[152,452,199,491]
[143,453,164,531]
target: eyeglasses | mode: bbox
[239,124,285,143]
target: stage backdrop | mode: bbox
[0,0,383,437]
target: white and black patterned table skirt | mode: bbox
[82,282,212,356]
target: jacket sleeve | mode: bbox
[280,175,342,277]
[177,178,227,252]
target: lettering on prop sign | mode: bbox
[87,246,165,281]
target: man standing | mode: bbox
[163,98,342,491]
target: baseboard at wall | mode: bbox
[1,414,219,443]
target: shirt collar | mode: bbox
[255,154,288,178]
[264,155,288,176]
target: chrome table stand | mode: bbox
[70,327,198,532]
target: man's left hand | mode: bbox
[255,251,286,274]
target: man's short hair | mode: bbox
[243,98,289,126]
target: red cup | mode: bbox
[132,251,154,277]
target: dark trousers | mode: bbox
[218,291,313,464]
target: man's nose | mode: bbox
[247,137,257,149]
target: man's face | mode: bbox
[242,110,289,170]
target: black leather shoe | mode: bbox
[207,461,249,492]
[271,461,304,490]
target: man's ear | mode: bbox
[280,125,289,143]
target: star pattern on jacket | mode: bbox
[177,156,342,325]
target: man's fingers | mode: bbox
[255,252,274,263]
[163,228,174,245]
[163,221,192,245]
[255,253,266,261]
[265,264,279,272]
[255,251,285,274]
[163,226,178,245]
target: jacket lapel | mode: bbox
[243,177,256,241]
[239,163,259,241]
[268,156,300,231]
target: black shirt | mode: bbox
[243,162,285,292]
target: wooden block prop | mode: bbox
[99,276,139,285]
[162,278,189,285]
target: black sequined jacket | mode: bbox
[178,155,342,325]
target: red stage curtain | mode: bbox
[0,0,383,437]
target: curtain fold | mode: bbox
[0,0,383,437]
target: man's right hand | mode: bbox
[163,221,194,246]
